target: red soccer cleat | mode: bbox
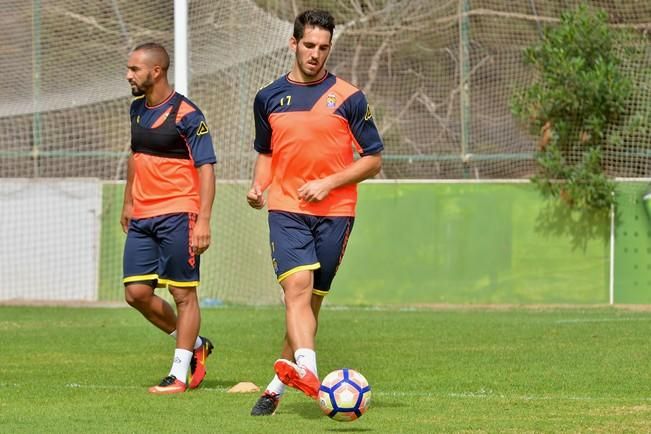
[273,358,319,399]
[188,336,214,389]
[148,375,187,394]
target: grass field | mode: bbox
[2,305,651,433]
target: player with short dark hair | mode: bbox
[123,42,217,394]
[292,8,335,40]
[247,10,383,415]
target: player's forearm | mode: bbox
[327,154,382,190]
[251,153,273,191]
[197,163,216,222]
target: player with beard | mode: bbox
[123,42,216,394]
[247,10,384,415]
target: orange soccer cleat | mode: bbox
[273,358,319,399]
[188,336,214,389]
[148,375,187,394]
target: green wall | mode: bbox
[101,181,618,305]
[331,182,610,305]
[613,181,651,303]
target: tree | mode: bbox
[511,5,632,210]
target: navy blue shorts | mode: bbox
[268,211,354,295]
[123,212,200,288]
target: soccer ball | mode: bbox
[318,368,371,422]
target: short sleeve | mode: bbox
[178,110,217,167]
[253,91,273,154]
[337,91,384,156]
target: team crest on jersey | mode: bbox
[326,94,336,108]
[196,121,209,136]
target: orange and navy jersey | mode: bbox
[130,92,216,219]
[253,72,383,217]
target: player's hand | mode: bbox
[120,204,133,233]
[298,178,333,202]
[246,185,266,209]
[191,217,211,255]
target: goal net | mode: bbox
[1,0,650,303]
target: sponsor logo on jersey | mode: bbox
[197,121,209,136]
[364,104,373,121]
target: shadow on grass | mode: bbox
[279,400,323,419]
[283,400,373,432]
[280,398,393,431]
[197,379,243,389]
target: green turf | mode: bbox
[2,305,651,432]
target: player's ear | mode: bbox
[289,36,298,53]
[151,64,162,80]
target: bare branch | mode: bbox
[362,37,391,95]
[291,0,299,18]
[47,4,169,40]
[47,5,121,36]
[350,39,363,87]
[378,89,421,137]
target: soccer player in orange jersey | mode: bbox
[122,43,216,394]
[247,11,383,415]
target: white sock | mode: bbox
[294,348,317,377]
[168,348,193,384]
[169,330,203,350]
[265,375,286,396]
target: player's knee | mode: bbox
[124,291,141,307]
[281,271,312,292]
[168,285,197,306]
[124,283,154,306]
[283,285,313,308]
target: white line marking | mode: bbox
[555,318,651,324]
[63,383,230,392]
[39,384,648,402]
[0,383,651,402]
